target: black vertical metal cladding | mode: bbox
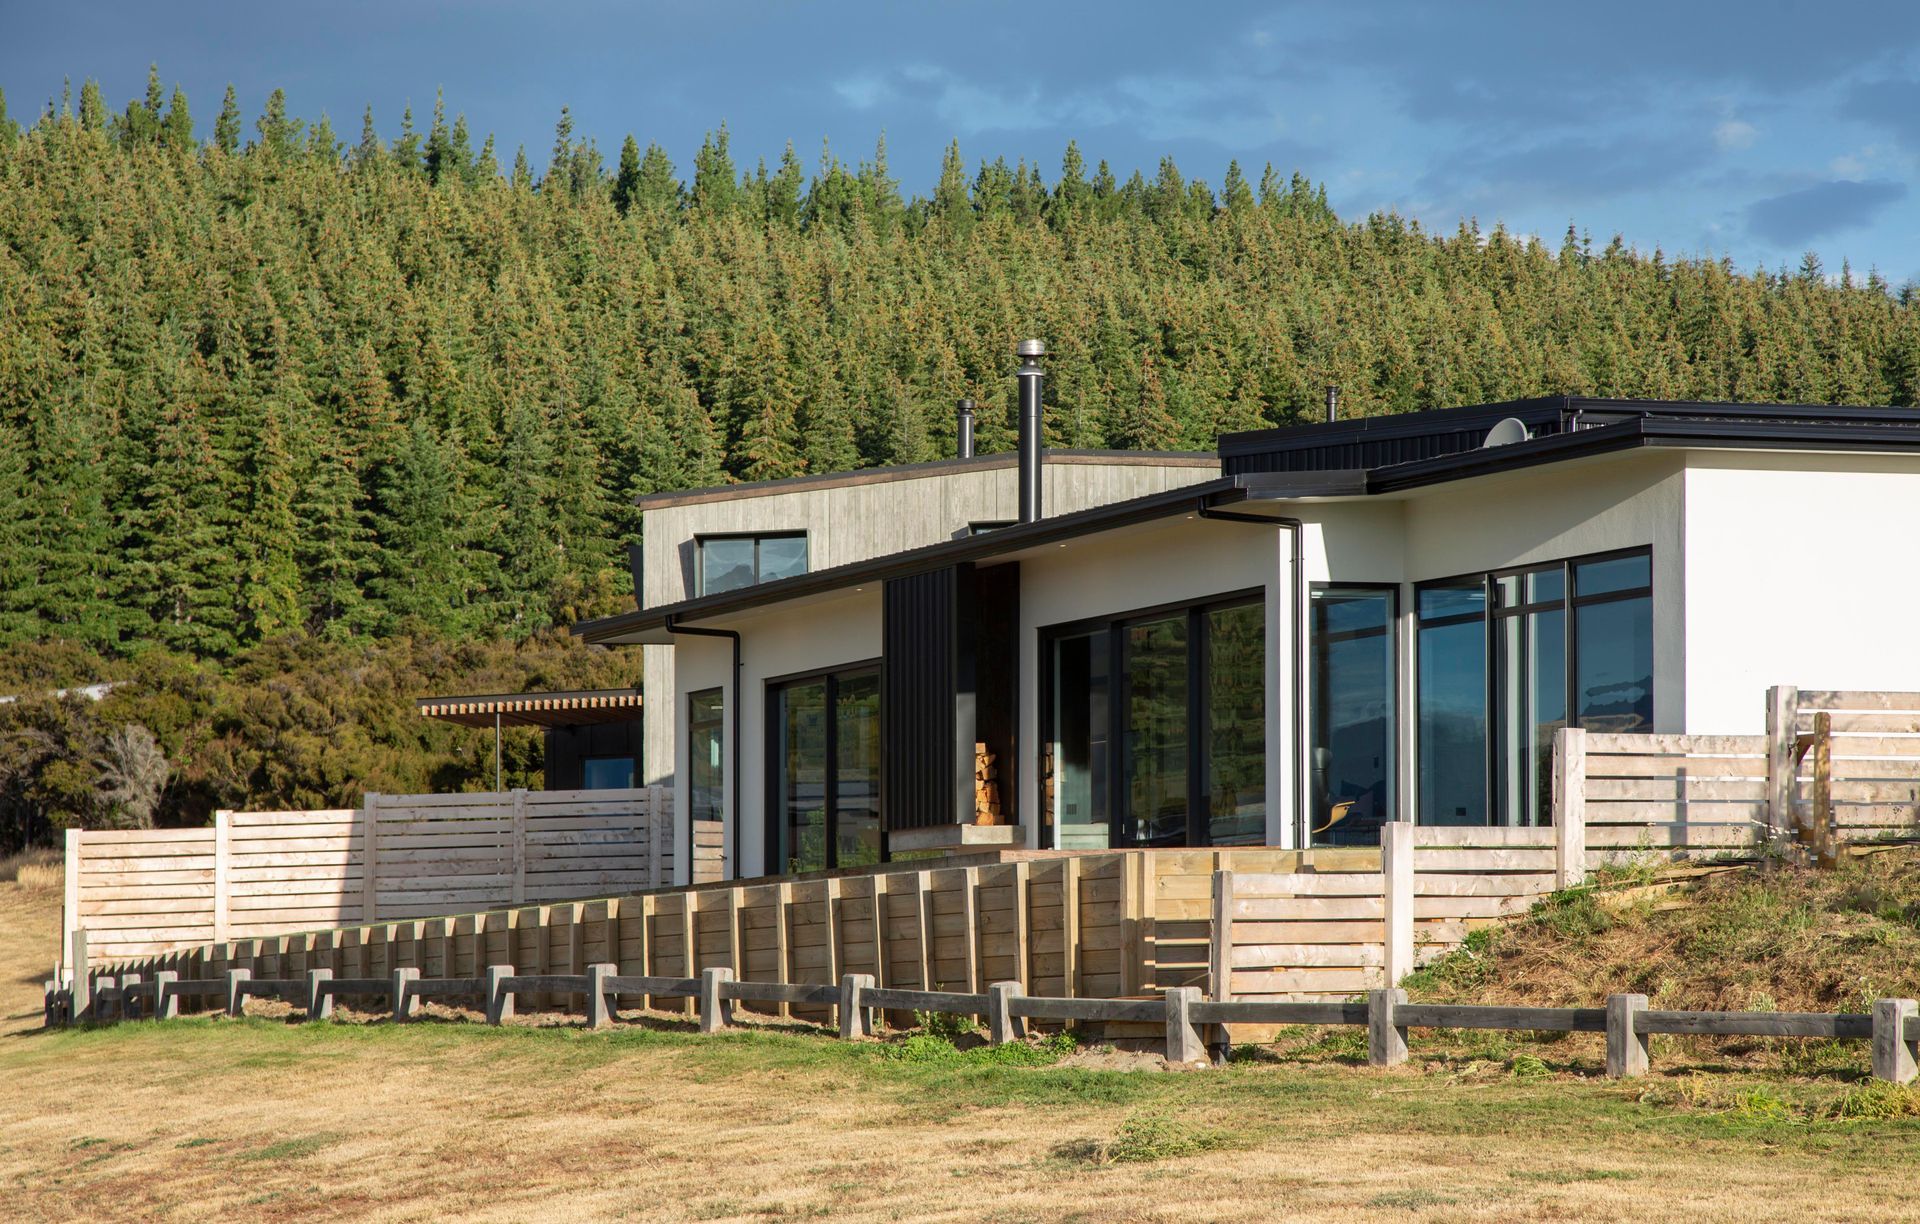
[882,566,962,832]
[957,399,976,460]
[1016,339,1045,522]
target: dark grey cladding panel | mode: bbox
[881,565,965,832]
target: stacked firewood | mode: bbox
[974,742,1003,825]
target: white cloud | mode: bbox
[1714,118,1757,150]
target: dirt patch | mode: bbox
[1057,1042,1177,1072]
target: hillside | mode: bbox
[4,75,1920,658]
[1405,848,1920,1016]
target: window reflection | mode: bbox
[1417,582,1488,826]
[1311,587,1395,846]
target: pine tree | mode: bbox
[161,85,192,153]
[612,134,643,215]
[932,140,971,234]
[212,85,240,153]
[692,123,738,214]
[78,79,107,132]
[255,88,301,158]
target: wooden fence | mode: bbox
[60,788,723,971]
[1774,688,1920,852]
[50,963,1920,1088]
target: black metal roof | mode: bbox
[1219,396,1920,478]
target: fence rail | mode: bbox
[45,964,1920,1087]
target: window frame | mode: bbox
[1413,545,1653,826]
[694,531,809,596]
[1038,588,1265,850]
[763,658,884,874]
[687,687,725,825]
[1307,581,1401,846]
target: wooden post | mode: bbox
[913,870,933,991]
[70,929,90,1022]
[960,869,979,994]
[1209,869,1234,1002]
[360,793,380,925]
[638,895,657,1012]
[1368,988,1408,1067]
[1872,998,1918,1084]
[699,966,733,1033]
[118,972,142,1022]
[510,789,528,904]
[1011,862,1031,991]
[62,829,81,978]
[987,980,1025,1046]
[1165,986,1205,1065]
[772,881,792,1018]
[225,968,250,1019]
[1811,712,1835,868]
[1552,728,1587,888]
[1605,993,1649,1078]
[212,810,232,943]
[867,875,886,994]
[1765,686,1800,841]
[679,894,697,1019]
[824,878,842,992]
[153,971,178,1021]
[838,973,875,1040]
[1381,822,1414,988]
[727,886,745,983]
[391,966,420,1021]
[485,964,515,1025]
[306,969,334,1021]
[587,962,615,1029]
[1062,858,1081,998]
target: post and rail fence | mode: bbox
[45,956,1920,1087]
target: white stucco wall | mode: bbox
[671,588,885,880]
[1682,451,1920,733]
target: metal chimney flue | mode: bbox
[956,398,976,460]
[1326,384,1340,423]
[1015,340,1046,522]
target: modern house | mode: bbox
[576,345,1920,884]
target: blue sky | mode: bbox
[7,1,1920,281]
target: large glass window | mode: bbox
[697,533,808,595]
[1311,587,1396,846]
[1205,602,1267,846]
[688,688,724,824]
[1047,629,1112,849]
[581,756,635,790]
[1417,582,1489,826]
[770,666,879,874]
[1043,596,1264,849]
[1415,548,1652,826]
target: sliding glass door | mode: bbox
[1043,595,1264,849]
[1310,586,1396,846]
[770,665,880,874]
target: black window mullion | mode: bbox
[823,673,840,870]
[1188,607,1208,848]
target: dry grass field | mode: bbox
[5,857,1920,1223]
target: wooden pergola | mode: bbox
[416,688,643,788]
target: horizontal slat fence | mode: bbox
[1786,689,1920,842]
[63,788,711,970]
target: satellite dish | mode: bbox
[1482,417,1531,448]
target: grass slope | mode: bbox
[5,857,1920,1221]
